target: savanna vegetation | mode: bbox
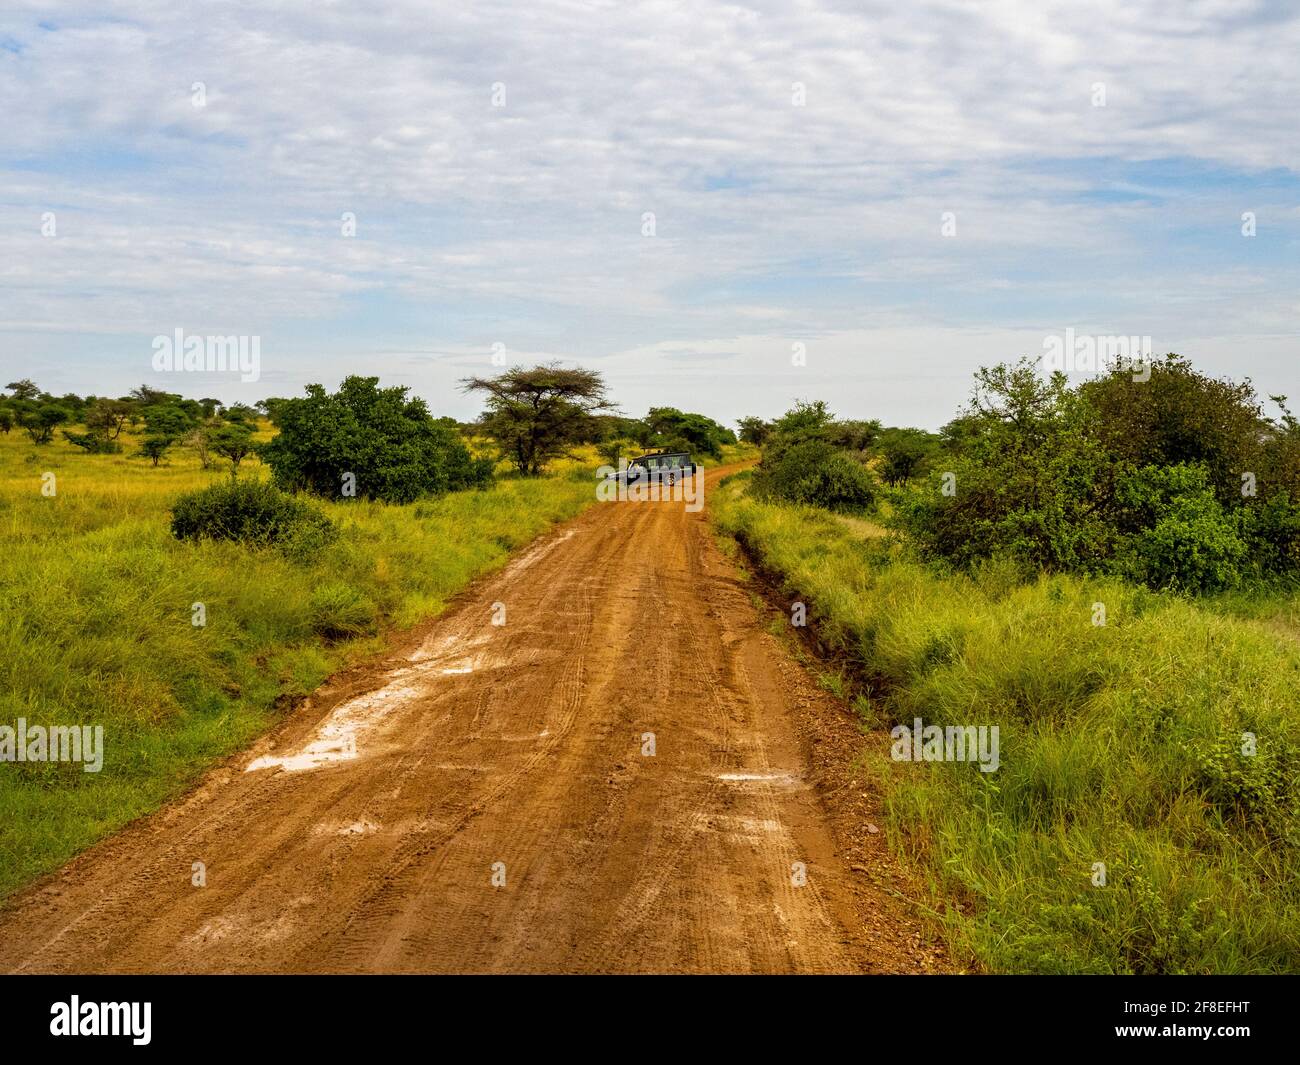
[0,369,609,899]
[724,354,1300,973]
[12,353,1293,975]
[0,364,757,899]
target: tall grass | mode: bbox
[0,428,596,899]
[714,472,1300,973]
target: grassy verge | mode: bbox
[713,471,1300,973]
[717,442,761,465]
[0,430,597,899]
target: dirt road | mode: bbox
[0,465,936,974]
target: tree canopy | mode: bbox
[261,375,491,502]
[462,363,613,476]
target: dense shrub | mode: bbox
[170,480,337,548]
[277,512,340,563]
[261,376,493,502]
[1079,355,1265,504]
[753,438,876,513]
[1114,465,1247,591]
[897,436,1116,573]
[1124,512,1246,592]
[1241,491,1300,577]
[890,356,1300,593]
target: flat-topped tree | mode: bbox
[462,362,613,476]
[4,379,39,401]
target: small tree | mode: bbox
[0,409,12,434]
[142,403,195,440]
[643,407,734,459]
[462,363,614,476]
[63,429,122,454]
[138,435,173,466]
[223,403,258,425]
[737,416,771,446]
[5,379,40,401]
[211,423,255,479]
[86,398,136,441]
[19,404,69,444]
[876,427,936,487]
[128,384,174,407]
[62,397,134,454]
[185,420,218,470]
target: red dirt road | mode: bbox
[0,466,937,974]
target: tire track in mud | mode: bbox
[0,465,934,974]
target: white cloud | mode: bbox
[1,1,1298,419]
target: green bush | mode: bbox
[261,376,493,503]
[1241,491,1300,577]
[1125,514,1246,592]
[898,446,1117,574]
[308,581,376,639]
[1115,465,1246,592]
[170,479,337,548]
[753,439,876,513]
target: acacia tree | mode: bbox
[138,435,172,466]
[211,423,255,480]
[462,363,613,476]
[186,419,220,469]
[5,379,40,401]
[88,398,136,441]
[64,398,136,452]
[18,403,69,444]
[876,427,935,486]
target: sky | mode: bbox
[1,0,1298,430]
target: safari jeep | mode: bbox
[611,449,696,486]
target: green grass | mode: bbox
[0,427,597,899]
[713,472,1300,973]
[717,441,760,465]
